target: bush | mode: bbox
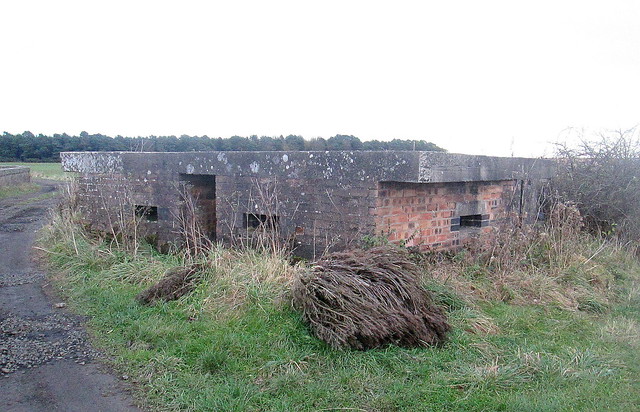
[554,128,640,241]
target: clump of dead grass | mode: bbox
[292,246,451,350]
[136,263,205,305]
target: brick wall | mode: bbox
[74,172,177,245]
[375,180,518,251]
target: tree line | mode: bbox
[0,131,445,162]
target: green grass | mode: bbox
[0,162,68,180]
[0,182,40,199]
[43,233,640,411]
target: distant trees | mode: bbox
[0,131,445,162]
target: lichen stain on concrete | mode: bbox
[61,153,123,174]
[217,153,228,163]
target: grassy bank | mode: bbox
[42,214,640,410]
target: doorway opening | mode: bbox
[179,174,216,241]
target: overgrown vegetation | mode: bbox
[554,127,640,241]
[40,173,640,411]
[423,202,628,313]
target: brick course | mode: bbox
[374,180,517,250]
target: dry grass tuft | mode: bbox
[198,246,299,317]
[600,317,640,347]
[292,246,451,350]
[423,202,631,312]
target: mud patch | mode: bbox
[0,205,47,232]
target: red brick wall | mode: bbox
[375,180,517,251]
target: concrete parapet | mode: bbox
[62,151,554,183]
[0,166,31,186]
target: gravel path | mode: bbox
[0,179,141,412]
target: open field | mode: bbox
[42,226,640,411]
[0,162,67,180]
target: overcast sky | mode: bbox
[1,1,639,157]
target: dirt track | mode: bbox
[0,180,141,412]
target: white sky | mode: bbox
[1,0,639,157]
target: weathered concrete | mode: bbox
[61,151,548,184]
[61,151,555,258]
[0,166,30,186]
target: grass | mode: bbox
[0,162,68,180]
[0,182,40,199]
[41,209,640,411]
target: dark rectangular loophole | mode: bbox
[460,214,483,228]
[135,205,158,222]
[243,213,278,230]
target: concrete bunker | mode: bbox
[61,151,554,258]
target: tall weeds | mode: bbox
[173,182,213,260]
[42,177,299,317]
[220,177,296,258]
[423,201,635,311]
[43,173,639,321]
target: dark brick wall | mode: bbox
[73,170,378,259]
[215,175,377,258]
[74,172,177,244]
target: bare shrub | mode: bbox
[292,246,451,350]
[221,177,298,257]
[554,127,640,241]
[477,201,583,272]
[47,180,83,254]
[93,174,149,256]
